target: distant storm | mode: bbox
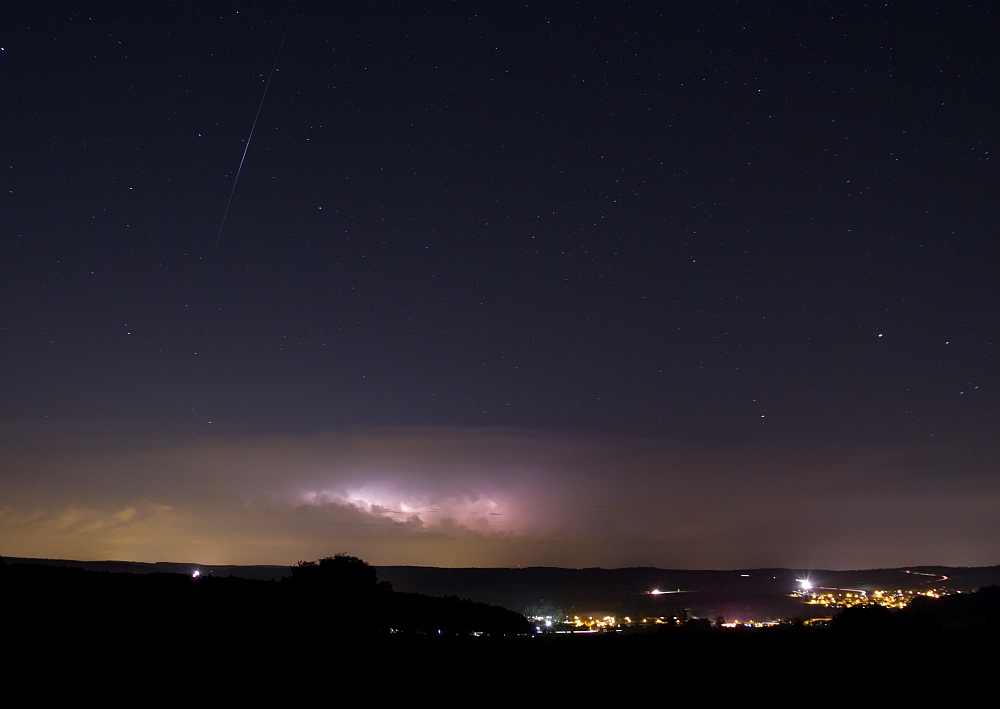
[2,4,998,573]
[2,424,997,569]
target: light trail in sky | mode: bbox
[214,23,290,253]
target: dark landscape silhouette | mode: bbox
[4,553,1000,688]
[2,554,529,638]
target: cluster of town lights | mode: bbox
[530,577,958,633]
[531,613,795,632]
[792,581,949,610]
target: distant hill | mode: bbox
[5,555,999,686]
[1,555,531,637]
[9,556,1000,621]
[377,564,1000,620]
[3,556,290,581]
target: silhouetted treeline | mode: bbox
[1,554,530,637]
[831,586,1000,631]
[902,585,1000,629]
[4,555,999,688]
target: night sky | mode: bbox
[2,2,998,568]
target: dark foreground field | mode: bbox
[4,558,999,692]
[8,616,998,695]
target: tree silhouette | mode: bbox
[831,603,893,631]
[291,554,380,596]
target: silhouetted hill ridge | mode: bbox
[8,556,1000,621]
[1,555,531,637]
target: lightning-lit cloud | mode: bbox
[1,423,998,568]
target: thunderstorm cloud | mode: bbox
[1,423,998,568]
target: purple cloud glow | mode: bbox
[1,424,998,568]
